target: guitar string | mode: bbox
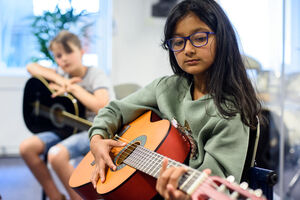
[111,134,224,195]
[113,134,197,177]
[119,137,184,178]
[112,135,256,199]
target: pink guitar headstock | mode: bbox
[191,175,267,200]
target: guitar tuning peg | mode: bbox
[230,191,239,200]
[217,184,227,192]
[239,181,249,190]
[248,189,254,194]
[226,175,235,183]
[254,189,263,197]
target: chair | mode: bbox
[113,83,141,100]
[249,167,278,199]
[241,110,279,200]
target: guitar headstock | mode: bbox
[191,175,266,200]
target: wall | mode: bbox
[0,76,31,155]
[111,0,173,87]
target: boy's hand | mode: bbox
[50,77,82,98]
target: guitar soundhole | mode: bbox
[116,142,141,166]
[114,135,147,171]
[50,103,65,128]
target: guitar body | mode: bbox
[23,76,86,139]
[69,111,191,200]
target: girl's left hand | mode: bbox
[156,158,191,200]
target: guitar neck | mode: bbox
[34,102,92,131]
[123,145,265,200]
[123,145,204,195]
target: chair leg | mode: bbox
[42,153,47,200]
[42,190,46,200]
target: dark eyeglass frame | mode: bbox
[167,31,215,52]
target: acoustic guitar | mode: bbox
[23,76,92,139]
[69,111,266,200]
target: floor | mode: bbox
[1,156,300,200]
[0,156,67,200]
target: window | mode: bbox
[219,1,300,199]
[0,0,112,76]
[219,0,283,74]
[33,0,100,15]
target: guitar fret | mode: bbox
[179,170,198,192]
[143,149,160,175]
[131,148,144,170]
[124,153,136,168]
[138,146,154,173]
[128,147,144,169]
[124,146,154,174]
[145,156,158,175]
[137,146,153,172]
[137,146,162,177]
[141,147,163,177]
[181,172,200,192]
[124,146,159,178]
[178,172,189,186]
[167,158,196,190]
[152,156,164,178]
[186,171,209,195]
[132,148,146,170]
[123,144,207,195]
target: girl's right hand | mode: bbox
[90,135,126,188]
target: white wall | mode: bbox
[111,0,173,87]
[0,0,173,155]
[0,76,32,155]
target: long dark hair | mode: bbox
[162,0,261,129]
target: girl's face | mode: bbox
[51,42,84,75]
[173,12,216,79]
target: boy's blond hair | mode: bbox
[49,30,82,53]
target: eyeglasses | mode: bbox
[167,32,215,52]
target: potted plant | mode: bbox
[31,3,94,63]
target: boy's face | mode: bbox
[51,42,84,75]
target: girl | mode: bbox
[89,0,261,199]
[19,30,115,200]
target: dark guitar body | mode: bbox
[23,76,86,139]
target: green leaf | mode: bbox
[30,2,95,65]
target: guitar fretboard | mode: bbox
[123,145,207,195]
[123,145,266,200]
